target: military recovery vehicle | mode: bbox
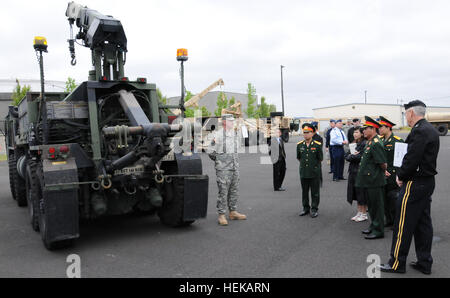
[4,2,208,249]
[425,112,450,136]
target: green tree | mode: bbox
[245,83,258,118]
[12,79,31,106]
[157,88,167,105]
[184,91,211,117]
[229,96,235,106]
[256,96,270,118]
[269,104,277,113]
[214,92,228,116]
[65,77,77,92]
[214,93,238,116]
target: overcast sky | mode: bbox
[1,0,450,116]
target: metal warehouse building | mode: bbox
[313,103,450,131]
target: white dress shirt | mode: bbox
[330,127,347,146]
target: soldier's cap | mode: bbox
[311,121,318,128]
[302,123,315,132]
[404,100,426,110]
[352,118,360,123]
[362,116,381,129]
[335,119,342,123]
[221,114,235,121]
[378,116,396,128]
[329,119,336,123]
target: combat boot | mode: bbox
[218,214,228,226]
[229,211,247,220]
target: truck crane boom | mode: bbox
[184,78,225,108]
[172,78,225,116]
[65,1,127,80]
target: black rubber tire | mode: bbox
[436,125,448,136]
[26,161,40,232]
[11,153,27,207]
[158,177,195,227]
[38,182,75,250]
[8,152,17,200]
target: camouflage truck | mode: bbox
[4,2,208,250]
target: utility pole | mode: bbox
[280,65,285,115]
[364,90,367,104]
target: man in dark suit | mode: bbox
[269,129,287,191]
[347,118,360,144]
[311,121,323,145]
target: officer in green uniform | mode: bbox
[355,116,387,239]
[379,116,404,227]
[297,123,323,218]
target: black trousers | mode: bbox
[273,158,286,190]
[388,177,435,272]
[331,146,344,180]
[329,147,334,172]
[384,186,399,226]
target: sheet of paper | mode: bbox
[349,143,357,155]
[393,142,408,167]
[241,125,249,138]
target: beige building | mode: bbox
[313,103,450,132]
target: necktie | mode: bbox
[340,130,346,142]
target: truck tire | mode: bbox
[158,177,195,227]
[436,124,448,136]
[38,184,75,250]
[26,161,41,232]
[11,152,27,207]
[8,152,17,200]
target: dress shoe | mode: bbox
[364,233,384,239]
[299,210,310,216]
[275,188,286,191]
[361,229,372,235]
[378,263,405,274]
[328,171,333,174]
[339,177,346,180]
[310,211,318,218]
[410,261,431,275]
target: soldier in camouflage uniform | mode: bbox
[207,114,247,226]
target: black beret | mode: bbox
[404,100,426,110]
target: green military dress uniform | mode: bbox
[381,133,404,226]
[297,139,323,213]
[355,135,387,237]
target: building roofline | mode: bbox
[313,102,450,110]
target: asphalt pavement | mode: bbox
[0,133,449,278]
